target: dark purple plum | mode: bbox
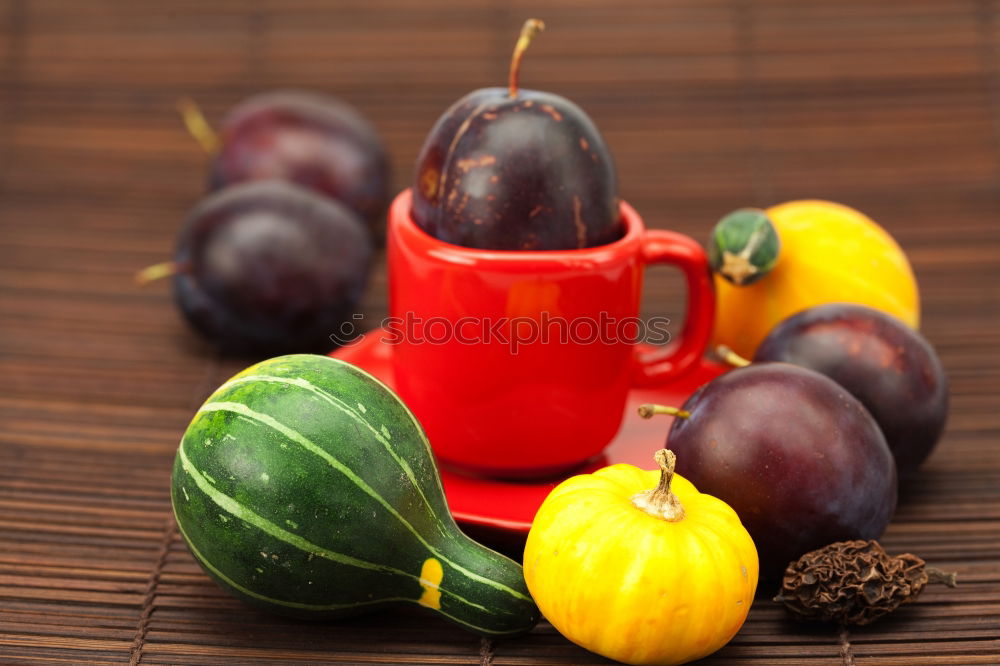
[411,19,621,250]
[209,90,391,240]
[169,181,372,354]
[645,363,897,582]
[754,304,949,476]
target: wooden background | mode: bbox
[2,0,1000,663]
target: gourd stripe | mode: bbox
[197,401,533,604]
[178,442,401,575]
[329,357,448,497]
[325,361,543,610]
[176,520,520,636]
[213,373,449,539]
[174,517,411,612]
[177,441,493,615]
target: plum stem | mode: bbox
[631,449,686,522]
[716,344,752,368]
[177,97,221,154]
[134,261,186,286]
[508,18,545,98]
[637,404,690,420]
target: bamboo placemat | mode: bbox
[2,1,999,663]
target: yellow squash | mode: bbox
[713,200,920,358]
[523,450,758,666]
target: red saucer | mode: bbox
[331,330,726,539]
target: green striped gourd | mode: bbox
[171,354,539,636]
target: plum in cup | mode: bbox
[412,19,621,250]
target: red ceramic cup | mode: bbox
[386,189,714,478]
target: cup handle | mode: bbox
[632,229,715,386]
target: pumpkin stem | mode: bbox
[508,19,545,98]
[637,404,690,420]
[631,449,686,522]
[715,345,751,368]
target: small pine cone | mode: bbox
[774,540,957,626]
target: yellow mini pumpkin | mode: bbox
[523,450,758,666]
